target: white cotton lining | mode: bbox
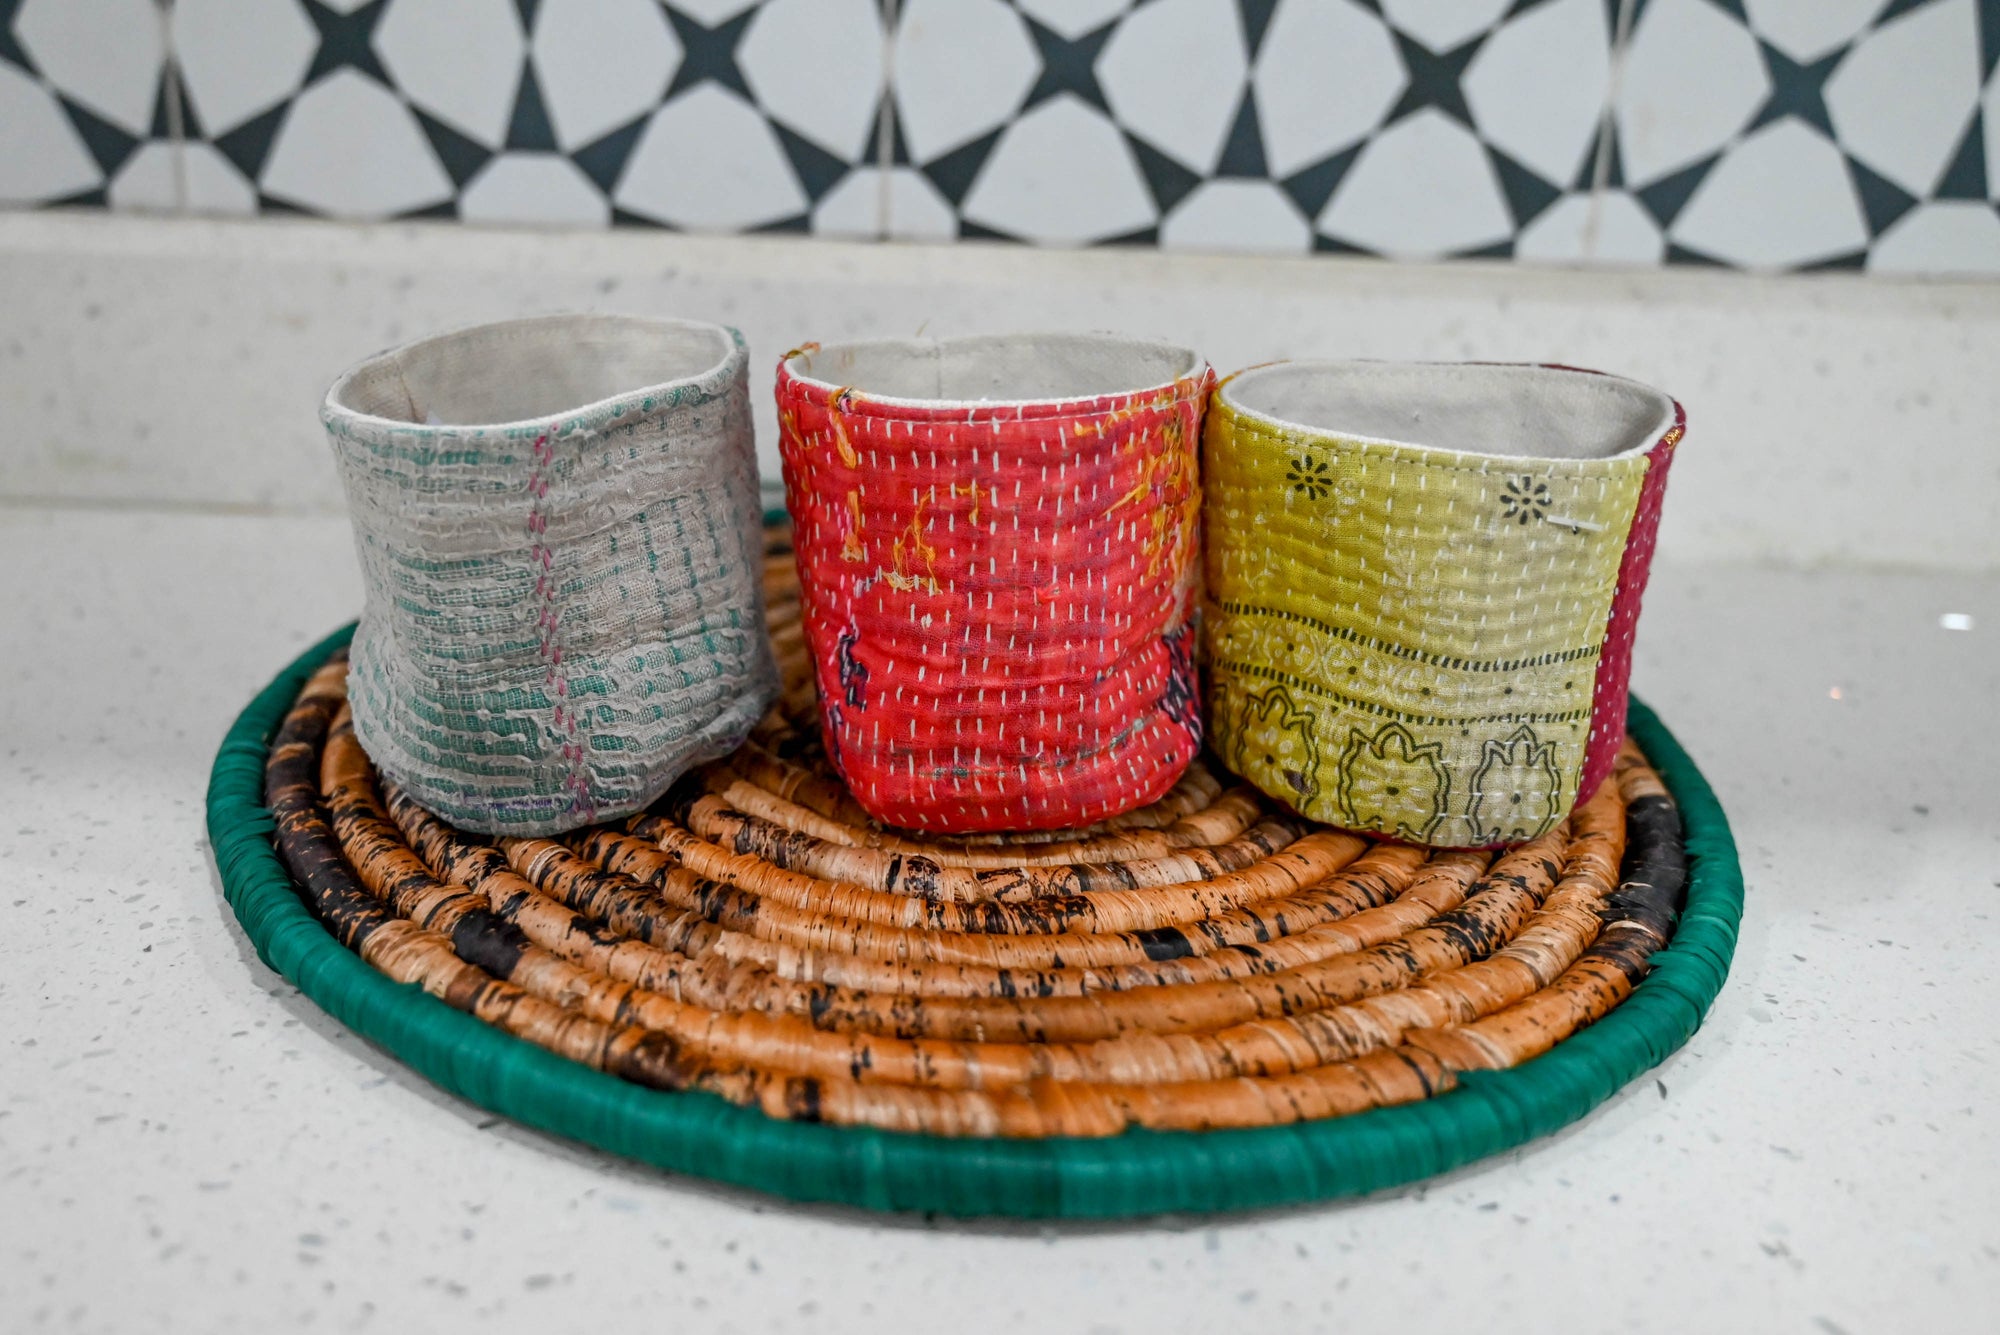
[1222,361,1677,461]
[785,332,1200,407]
[328,312,736,428]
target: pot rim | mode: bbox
[780,331,1209,414]
[323,311,744,436]
[1216,359,1680,465]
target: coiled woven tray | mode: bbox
[207,521,1741,1216]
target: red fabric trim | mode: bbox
[1575,399,1685,807]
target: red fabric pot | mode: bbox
[776,334,1214,832]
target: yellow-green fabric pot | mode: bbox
[1201,361,1683,847]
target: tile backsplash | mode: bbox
[4,0,1997,275]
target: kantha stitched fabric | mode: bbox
[777,334,1213,832]
[323,313,777,836]
[1202,361,1683,847]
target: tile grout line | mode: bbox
[157,0,188,215]
[874,0,899,241]
[1581,0,1640,265]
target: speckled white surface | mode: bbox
[1,507,1995,1333]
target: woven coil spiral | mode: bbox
[256,521,1695,1141]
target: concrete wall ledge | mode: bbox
[4,210,1995,571]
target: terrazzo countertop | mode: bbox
[2,505,1995,1333]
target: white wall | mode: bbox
[4,211,1996,570]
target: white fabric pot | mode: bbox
[322,312,777,835]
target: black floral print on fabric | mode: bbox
[1500,476,1552,524]
[1286,455,1332,501]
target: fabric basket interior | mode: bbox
[785,333,1199,406]
[1223,362,1678,461]
[329,313,736,427]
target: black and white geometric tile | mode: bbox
[883,0,1621,258]
[0,0,179,211]
[1600,0,2000,271]
[165,0,887,233]
[2,0,1997,275]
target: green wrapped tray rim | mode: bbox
[206,622,1742,1219]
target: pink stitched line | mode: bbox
[527,432,595,823]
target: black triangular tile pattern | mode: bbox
[662,6,756,103]
[1126,133,1202,216]
[957,218,1022,243]
[396,198,461,222]
[571,116,648,196]
[1846,154,1921,235]
[608,204,666,229]
[1215,88,1268,179]
[1019,15,1116,114]
[1237,0,1278,59]
[771,121,852,202]
[1099,224,1163,248]
[1571,115,1623,194]
[256,193,313,216]
[4,0,1982,273]
[149,64,202,141]
[884,97,914,168]
[0,0,35,75]
[750,212,815,236]
[1798,248,1869,272]
[414,109,494,190]
[1383,30,1484,129]
[1662,241,1726,266]
[302,0,392,89]
[506,60,559,153]
[43,186,109,209]
[1935,111,1990,201]
[1312,232,1376,256]
[1875,0,1939,25]
[1489,145,1562,228]
[59,96,140,177]
[1746,41,1842,138]
[921,128,1006,210]
[1635,155,1717,230]
[1281,144,1364,221]
[1456,238,1517,260]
